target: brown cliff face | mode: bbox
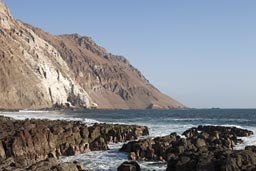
[0,0,185,109]
[28,28,186,109]
[0,1,95,110]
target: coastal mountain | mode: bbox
[0,0,185,109]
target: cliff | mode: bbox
[0,0,185,109]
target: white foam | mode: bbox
[61,142,167,171]
[18,110,50,113]
[0,111,100,126]
[0,111,62,120]
[61,143,127,171]
[234,126,256,150]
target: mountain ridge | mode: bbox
[0,0,186,109]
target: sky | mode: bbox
[3,0,256,108]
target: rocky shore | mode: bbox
[120,125,255,171]
[0,115,256,171]
[0,116,149,170]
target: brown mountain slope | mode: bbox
[28,27,185,109]
[0,0,95,109]
[0,0,185,109]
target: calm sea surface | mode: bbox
[1,109,256,170]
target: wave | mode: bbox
[0,111,100,126]
[170,118,250,122]
[61,142,167,171]
[18,109,50,113]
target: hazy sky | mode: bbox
[4,0,256,108]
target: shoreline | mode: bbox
[0,114,255,171]
[0,115,149,171]
[1,108,256,114]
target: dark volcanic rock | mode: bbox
[120,125,255,171]
[2,157,85,171]
[166,148,256,171]
[0,116,148,169]
[120,133,180,161]
[117,161,141,171]
[183,125,253,140]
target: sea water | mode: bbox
[1,109,256,171]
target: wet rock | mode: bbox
[196,138,206,148]
[184,125,253,139]
[0,140,6,159]
[245,146,256,152]
[90,137,109,151]
[167,148,256,171]
[117,161,141,171]
[51,162,80,171]
[1,157,85,171]
[0,116,148,169]
[120,133,179,161]
[128,152,137,160]
[120,125,254,171]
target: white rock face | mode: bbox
[0,0,96,108]
[0,0,14,30]
[18,24,95,107]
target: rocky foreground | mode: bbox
[120,125,256,171]
[0,115,255,171]
[0,116,149,171]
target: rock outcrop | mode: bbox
[117,161,141,171]
[120,125,255,171]
[0,0,185,109]
[166,146,256,171]
[2,157,86,171]
[120,125,253,161]
[1,114,255,171]
[0,116,148,169]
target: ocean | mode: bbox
[1,109,256,171]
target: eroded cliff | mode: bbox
[0,0,96,109]
[0,0,185,109]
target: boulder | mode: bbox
[166,147,256,171]
[117,161,141,171]
[120,133,179,161]
[2,158,84,171]
[245,146,256,152]
[196,138,206,148]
